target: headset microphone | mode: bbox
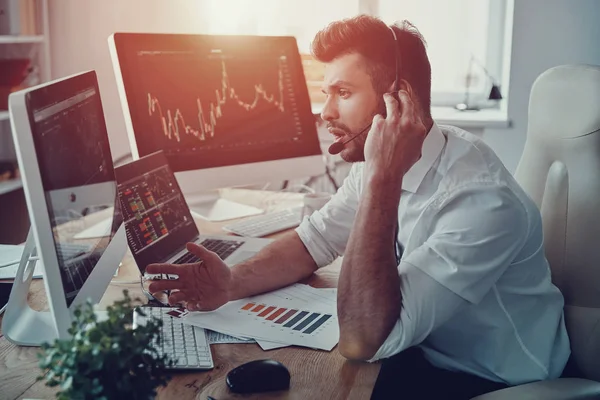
[327,123,372,155]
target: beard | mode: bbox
[326,98,386,163]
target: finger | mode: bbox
[372,113,385,126]
[186,302,203,312]
[397,90,415,121]
[383,92,400,120]
[167,290,189,305]
[369,114,385,133]
[146,263,183,275]
[148,279,186,293]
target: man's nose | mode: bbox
[320,97,339,122]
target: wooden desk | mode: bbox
[0,189,380,400]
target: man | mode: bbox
[147,15,570,399]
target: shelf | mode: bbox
[0,111,8,121]
[0,35,44,44]
[431,106,510,129]
[0,178,22,196]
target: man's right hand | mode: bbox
[146,242,232,311]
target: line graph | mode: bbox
[147,56,287,143]
[123,42,319,172]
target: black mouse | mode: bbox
[226,359,291,394]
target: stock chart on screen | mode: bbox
[116,35,318,172]
[146,54,290,143]
[118,165,193,255]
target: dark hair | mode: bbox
[311,15,431,117]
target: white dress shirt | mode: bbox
[295,123,570,385]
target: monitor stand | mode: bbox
[185,191,264,222]
[2,229,57,346]
[2,230,109,346]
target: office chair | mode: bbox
[473,64,600,399]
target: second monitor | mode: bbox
[109,33,325,221]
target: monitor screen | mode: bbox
[115,151,198,271]
[110,33,322,173]
[25,73,122,306]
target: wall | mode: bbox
[48,0,211,160]
[46,0,600,171]
[483,0,600,173]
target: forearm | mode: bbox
[338,177,402,360]
[228,231,318,300]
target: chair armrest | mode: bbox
[471,378,600,400]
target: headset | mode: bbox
[328,24,402,155]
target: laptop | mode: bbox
[114,151,273,275]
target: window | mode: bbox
[376,0,508,107]
[202,0,509,108]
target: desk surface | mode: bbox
[0,189,380,400]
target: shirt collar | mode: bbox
[401,122,446,193]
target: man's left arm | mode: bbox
[337,90,427,360]
[337,176,404,360]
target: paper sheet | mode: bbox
[256,339,290,351]
[184,284,339,351]
[0,245,43,279]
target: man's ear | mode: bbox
[398,79,413,96]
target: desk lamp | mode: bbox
[455,55,502,111]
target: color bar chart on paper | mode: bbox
[183,284,339,351]
[240,302,333,335]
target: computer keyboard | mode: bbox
[222,207,303,238]
[133,306,214,370]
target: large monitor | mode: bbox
[108,33,325,220]
[2,71,127,346]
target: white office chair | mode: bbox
[473,64,600,399]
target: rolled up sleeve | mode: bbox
[295,164,362,267]
[368,185,529,361]
[368,264,467,361]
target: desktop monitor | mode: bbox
[2,71,127,346]
[108,33,326,220]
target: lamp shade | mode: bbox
[488,84,503,100]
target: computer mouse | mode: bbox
[226,359,291,394]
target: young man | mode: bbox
[147,15,570,399]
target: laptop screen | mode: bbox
[115,151,198,272]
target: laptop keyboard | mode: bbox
[171,238,243,265]
[133,307,213,370]
[173,251,201,265]
[200,238,243,260]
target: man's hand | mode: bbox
[146,242,232,311]
[363,90,427,186]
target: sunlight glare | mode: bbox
[205,0,259,34]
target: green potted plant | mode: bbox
[37,290,173,399]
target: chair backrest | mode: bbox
[514,64,600,381]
